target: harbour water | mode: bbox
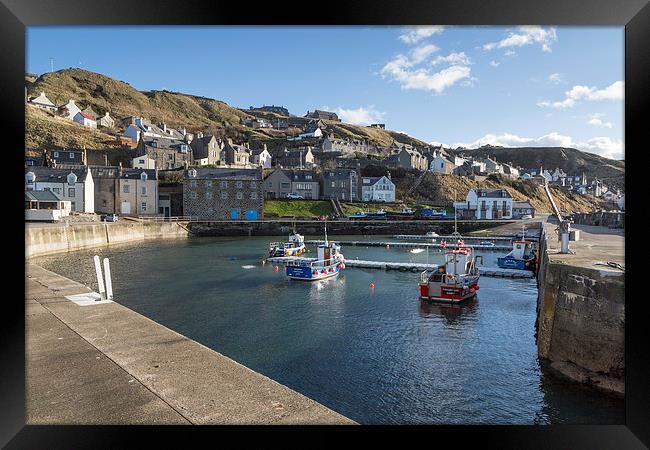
[33,235,624,424]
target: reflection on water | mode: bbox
[32,235,624,425]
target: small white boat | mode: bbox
[285,225,345,281]
[425,231,439,238]
[269,232,306,257]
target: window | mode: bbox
[267,181,272,188]
[190,180,197,188]
[221,192,228,200]
[52,188,60,194]
[221,181,228,188]
[123,185,130,193]
[141,187,147,195]
[44,187,50,191]
[206,191,212,199]
[68,188,75,197]
[168,154,173,160]
[250,181,256,189]
[190,192,197,199]
[69,152,75,159]
[236,192,243,200]
[206,180,212,188]
[71,202,76,210]
[250,192,257,200]
[53,151,59,158]
[281,182,290,188]
[102,200,107,207]
[236,181,243,188]
[139,159,145,164]
[141,202,147,212]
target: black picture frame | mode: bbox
[2,0,647,447]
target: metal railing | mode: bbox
[137,215,199,222]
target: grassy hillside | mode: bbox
[390,171,610,214]
[449,146,624,189]
[264,200,333,218]
[28,68,429,150]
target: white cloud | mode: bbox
[504,49,516,56]
[587,113,613,128]
[398,26,445,44]
[538,81,624,109]
[461,76,479,88]
[452,131,623,160]
[331,105,386,126]
[548,73,562,84]
[483,26,557,53]
[430,52,472,66]
[381,46,472,94]
[490,60,500,67]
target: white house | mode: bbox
[25,167,95,213]
[361,175,396,202]
[250,146,272,169]
[97,111,115,128]
[430,154,457,174]
[73,111,97,128]
[25,190,72,222]
[131,155,156,169]
[483,158,503,175]
[453,188,513,220]
[57,99,81,120]
[28,92,57,113]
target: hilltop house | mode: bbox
[321,137,377,155]
[385,147,428,171]
[250,105,290,116]
[430,153,458,174]
[454,188,513,220]
[369,123,385,129]
[264,169,320,200]
[73,111,97,128]
[25,166,94,213]
[190,134,222,166]
[305,110,340,122]
[183,167,263,221]
[296,122,323,140]
[136,137,192,170]
[502,163,520,180]
[28,92,57,113]
[131,155,156,169]
[57,99,81,120]
[250,145,272,169]
[97,111,115,128]
[123,117,188,143]
[483,157,503,175]
[322,169,359,201]
[81,105,97,119]
[361,175,395,202]
[43,149,87,167]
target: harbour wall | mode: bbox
[535,226,625,395]
[25,221,189,259]
[188,219,512,237]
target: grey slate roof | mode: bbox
[184,168,261,180]
[121,169,157,180]
[279,169,318,182]
[513,201,534,209]
[26,166,90,181]
[474,188,512,198]
[143,137,188,151]
[25,190,63,202]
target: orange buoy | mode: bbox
[370,282,375,289]
[274,266,279,272]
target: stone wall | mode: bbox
[188,219,509,237]
[572,211,624,228]
[183,178,264,220]
[536,229,625,394]
[25,221,189,259]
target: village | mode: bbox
[24,91,625,224]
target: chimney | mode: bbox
[118,162,123,177]
[104,154,108,166]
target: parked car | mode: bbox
[285,193,304,199]
[101,214,118,222]
[521,214,533,220]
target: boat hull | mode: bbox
[286,265,342,281]
[496,257,535,271]
[419,282,479,303]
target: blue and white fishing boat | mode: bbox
[497,227,537,271]
[348,211,368,219]
[285,225,345,281]
[268,232,306,257]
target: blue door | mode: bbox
[231,208,238,220]
[245,209,258,220]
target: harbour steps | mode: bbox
[304,240,513,251]
[266,257,534,279]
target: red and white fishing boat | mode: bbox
[418,242,482,303]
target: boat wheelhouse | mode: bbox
[285,241,345,281]
[419,244,482,303]
[269,232,306,257]
[496,240,537,271]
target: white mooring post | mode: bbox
[93,255,106,301]
[103,258,113,301]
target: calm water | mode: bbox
[33,236,624,424]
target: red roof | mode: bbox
[78,112,96,121]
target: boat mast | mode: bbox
[454,190,458,235]
[324,221,328,245]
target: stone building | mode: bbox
[322,169,359,201]
[117,169,158,216]
[183,167,264,220]
[304,110,340,122]
[264,169,320,199]
[89,165,120,214]
[190,134,222,166]
[159,184,184,217]
[276,147,315,169]
[223,140,253,167]
[136,137,192,170]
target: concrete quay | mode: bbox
[305,239,512,252]
[536,220,625,395]
[25,263,354,424]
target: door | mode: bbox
[245,209,258,220]
[121,201,131,214]
[231,208,239,220]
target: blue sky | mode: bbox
[27,26,624,159]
